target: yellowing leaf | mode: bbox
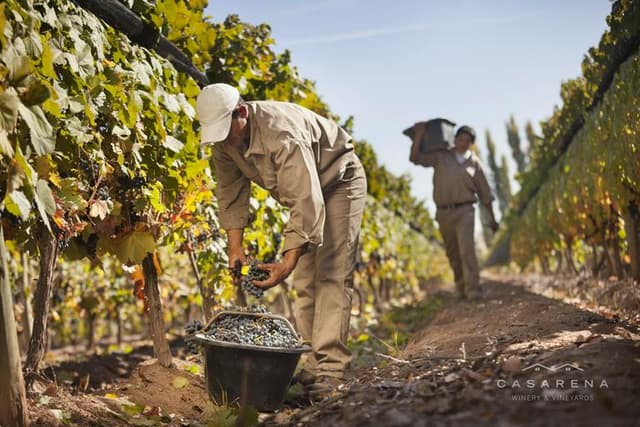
[184,364,200,375]
[40,37,56,79]
[104,393,119,399]
[121,403,145,416]
[0,3,6,47]
[49,172,61,188]
[147,184,165,214]
[172,376,189,389]
[152,252,162,276]
[129,265,144,283]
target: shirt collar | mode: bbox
[244,103,264,157]
[454,149,472,163]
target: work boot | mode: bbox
[291,368,316,386]
[307,376,342,403]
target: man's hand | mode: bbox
[228,247,247,270]
[227,229,246,285]
[482,204,499,233]
[253,245,305,289]
[252,262,294,289]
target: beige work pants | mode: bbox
[292,162,367,379]
[436,204,479,296]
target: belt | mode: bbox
[437,201,475,210]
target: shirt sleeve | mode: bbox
[412,150,443,167]
[272,138,326,253]
[211,146,251,230]
[408,123,443,167]
[472,158,495,206]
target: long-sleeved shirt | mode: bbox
[211,101,359,253]
[411,148,494,208]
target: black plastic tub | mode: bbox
[403,118,456,153]
[193,312,310,412]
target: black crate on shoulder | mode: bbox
[403,118,456,153]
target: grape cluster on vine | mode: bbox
[78,159,99,185]
[96,185,109,201]
[52,223,70,251]
[117,175,147,200]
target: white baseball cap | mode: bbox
[195,83,240,145]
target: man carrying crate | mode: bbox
[409,122,498,299]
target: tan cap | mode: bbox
[195,83,240,145]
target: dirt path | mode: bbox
[29,275,640,426]
[274,277,640,427]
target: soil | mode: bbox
[27,274,640,426]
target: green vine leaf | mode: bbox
[113,230,157,264]
[17,103,55,155]
[4,190,31,220]
[35,179,56,216]
[0,128,12,157]
[0,87,20,130]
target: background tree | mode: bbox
[498,155,512,210]
[506,115,527,174]
[524,120,541,160]
[484,131,511,217]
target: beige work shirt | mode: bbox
[211,101,358,253]
[412,148,494,208]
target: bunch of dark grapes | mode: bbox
[117,175,147,197]
[79,159,99,185]
[56,236,70,251]
[241,260,270,298]
[53,223,70,251]
[272,233,282,251]
[202,306,301,349]
[184,320,204,354]
[96,185,109,201]
[192,228,220,245]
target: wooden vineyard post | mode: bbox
[624,202,640,281]
[25,224,58,379]
[142,254,173,367]
[185,234,217,320]
[0,226,29,427]
[17,252,33,354]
